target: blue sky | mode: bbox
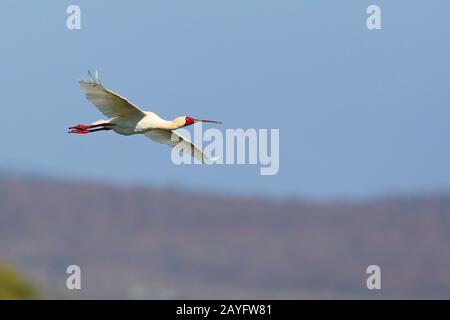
[1,1,449,199]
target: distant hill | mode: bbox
[1,175,450,299]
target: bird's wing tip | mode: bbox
[78,70,101,86]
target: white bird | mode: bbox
[69,71,222,163]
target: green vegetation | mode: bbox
[0,264,38,299]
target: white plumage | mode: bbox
[70,71,222,163]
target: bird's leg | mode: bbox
[69,127,110,134]
[68,123,115,134]
[87,127,111,133]
[69,123,113,130]
[68,128,90,134]
[69,123,113,134]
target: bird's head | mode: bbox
[183,116,222,127]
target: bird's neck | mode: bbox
[158,121,176,130]
[158,120,183,130]
[161,117,186,130]
[145,113,185,130]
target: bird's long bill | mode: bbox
[192,118,222,124]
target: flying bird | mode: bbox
[69,71,222,163]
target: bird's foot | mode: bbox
[68,123,115,134]
[70,123,114,130]
[69,124,92,130]
[68,128,90,134]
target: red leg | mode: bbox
[69,128,111,134]
[69,123,113,130]
[68,123,114,134]
[68,128,90,134]
[69,124,91,130]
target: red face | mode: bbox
[185,116,195,126]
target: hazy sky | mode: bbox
[1,1,449,199]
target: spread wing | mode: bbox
[78,70,146,119]
[144,129,215,163]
